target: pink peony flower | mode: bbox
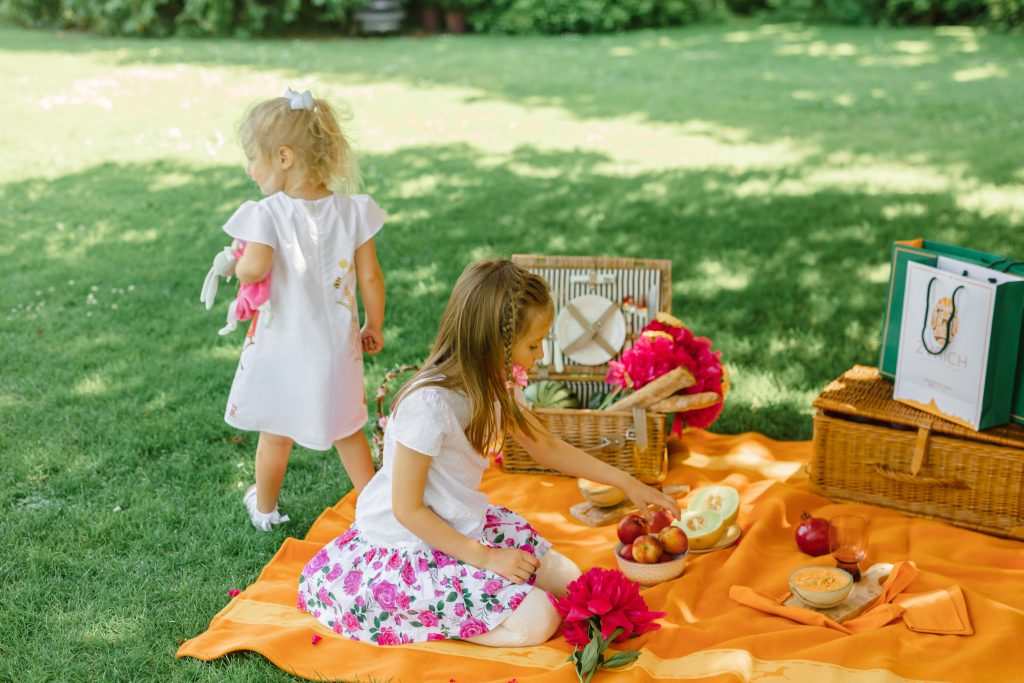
[548,567,665,647]
[227,589,241,597]
[311,633,322,645]
[605,317,724,432]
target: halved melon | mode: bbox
[578,478,627,507]
[688,485,739,528]
[673,509,725,550]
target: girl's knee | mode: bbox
[535,550,582,597]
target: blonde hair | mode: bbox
[239,93,361,194]
[394,260,553,454]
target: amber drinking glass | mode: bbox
[829,515,869,581]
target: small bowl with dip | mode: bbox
[788,566,854,608]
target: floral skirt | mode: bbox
[297,505,551,645]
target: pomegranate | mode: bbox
[795,511,831,556]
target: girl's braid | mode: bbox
[500,269,528,382]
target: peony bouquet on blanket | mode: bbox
[548,567,665,683]
[604,312,725,434]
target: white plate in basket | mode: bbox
[554,294,627,366]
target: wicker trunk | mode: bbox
[500,254,673,483]
[811,366,1024,540]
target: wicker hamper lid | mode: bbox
[814,365,1024,449]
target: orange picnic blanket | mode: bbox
[177,431,1024,682]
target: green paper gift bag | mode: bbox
[879,239,1024,425]
[893,258,1024,430]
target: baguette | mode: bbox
[607,366,695,411]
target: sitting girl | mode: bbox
[298,259,680,647]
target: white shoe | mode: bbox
[243,485,290,531]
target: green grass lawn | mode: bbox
[1,20,1022,681]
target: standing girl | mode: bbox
[298,260,679,646]
[221,88,385,531]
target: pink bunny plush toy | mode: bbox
[200,239,272,336]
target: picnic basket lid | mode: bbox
[814,365,1024,449]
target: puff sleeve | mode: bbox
[354,195,386,247]
[388,388,452,458]
[223,200,277,248]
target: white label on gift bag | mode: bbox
[894,260,996,429]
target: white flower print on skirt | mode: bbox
[297,505,551,645]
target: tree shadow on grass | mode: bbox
[3,143,1021,452]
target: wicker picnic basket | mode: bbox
[499,254,676,483]
[811,365,1024,540]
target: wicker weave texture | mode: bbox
[501,407,667,482]
[501,254,672,480]
[811,367,1024,540]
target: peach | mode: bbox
[632,534,663,564]
[616,513,649,545]
[658,525,689,556]
[619,543,635,562]
[650,509,676,533]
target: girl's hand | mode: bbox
[484,547,540,584]
[625,481,681,524]
[360,324,384,354]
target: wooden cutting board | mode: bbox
[569,484,690,527]
[783,563,893,623]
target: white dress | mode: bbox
[222,192,385,450]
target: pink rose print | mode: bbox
[335,527,358,548]
[432,549,458,569]
[332,620,344,634]
[427,633,445,641]
[297,594,307,611]
[388,552,402,570]
[343,570,363,596]
[505,538,514,547]
[492,603,504,613]
[433,589,444,597]
[304,549,329,577]
[509,593,524,611]
[418,557,429,573]
[377,626,400,646]
[419,610,439,627]
[473,571,486,580]
[458,618,488,639]
[519,543,536,555]
[372,562,383,570]
[454,602,466,617]
[483,580,503,596]
[396,592,410,610]
[401,561,417,587]
[452,577,462,593]
[355,597,366,606]
[342,612,360,632]
[317,587,334,607]
[373,580,398,610]
[401,634,413,644]
[326,564,343,581]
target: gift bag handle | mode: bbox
[920,278,965,356]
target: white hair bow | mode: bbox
[283,88,315,111]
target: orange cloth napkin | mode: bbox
[729,561,973,635]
